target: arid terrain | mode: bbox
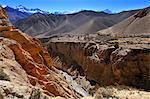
[0,5,150,99]
[13,9,139,38]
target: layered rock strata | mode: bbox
[47,38,150,90]
[0,6,78,99]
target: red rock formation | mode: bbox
[2,30,54,67]
[0,6,78,98]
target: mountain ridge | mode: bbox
[4,5,115,23]
[15,5,50,14]
[98,6,150,36]
[4,6,31,23]
[14,8,139,38]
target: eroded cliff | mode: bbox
[0,6,79,99]
[47,36,150,90]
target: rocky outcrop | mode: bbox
[134,6,150,18]
[0,6,78,98]
[0,37,52,99]
[47,39,150,90]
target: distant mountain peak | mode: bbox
[15,5,50,14]
[16,5,26,9]
[103,9,113,14]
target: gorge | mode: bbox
[0,5,150,99]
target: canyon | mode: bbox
[0,5,150,99]
[43,6,150,98]
[43,7,150,91]
[46,36,150,90]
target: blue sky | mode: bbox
[0,0,149,13]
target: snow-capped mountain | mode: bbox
[4,6,31,23]
[16,5,50,14]
[4,5,51,22]
[4,5,113,23]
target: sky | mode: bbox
[0,0,150,13]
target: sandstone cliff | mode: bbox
[0,6,79,99]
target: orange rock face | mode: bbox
[2,30,54,67]
[0,6,78,98]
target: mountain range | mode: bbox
[4,5,51,22]
[14,9,139,38]
[4,5,149,38]
[4,6,31,23]
[15,5,50,14]
[4,5,113,23]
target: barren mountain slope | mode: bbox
[98,6,150,36]
[14,9,139,38]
